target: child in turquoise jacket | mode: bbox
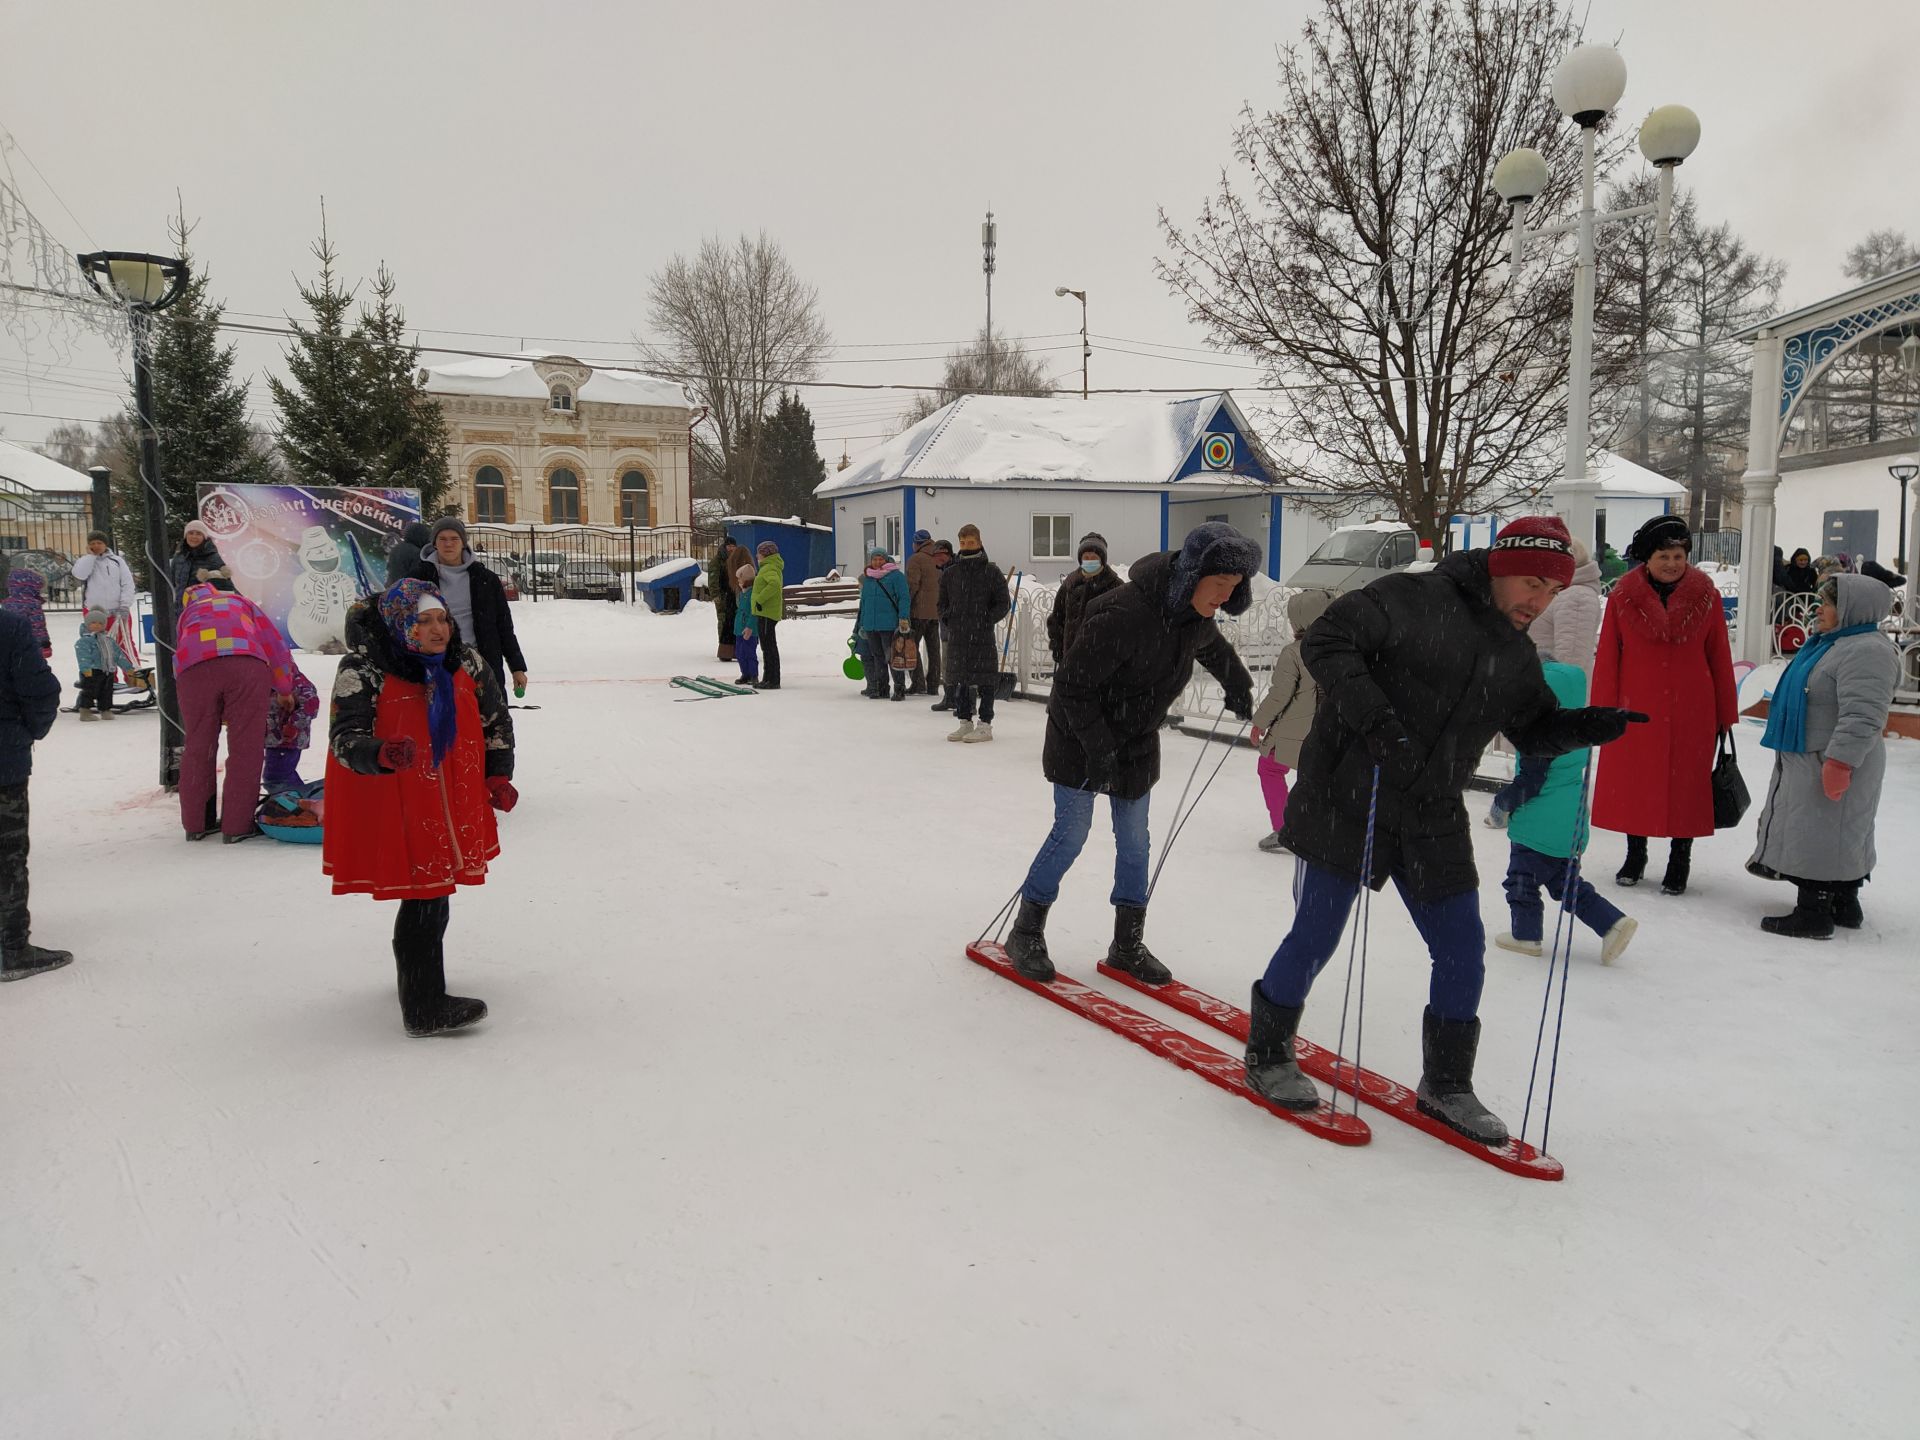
[733,563,760,684]
[1490,661,1638,964]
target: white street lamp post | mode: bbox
[1055,286,1088,399]
[1494,46,1700,553]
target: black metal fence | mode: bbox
[466,524,707,603]
[0,488,98,610]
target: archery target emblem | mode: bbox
[1202,433,1234,470]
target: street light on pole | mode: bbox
[981,210,998,390]
[1891,458,1919,576]
[1054,286,1088,399]
[1494,45,1700,552]
[76,250,189,790]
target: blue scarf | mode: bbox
[1760,622,1879,753]
[413,648,459,768]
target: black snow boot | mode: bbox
[1760,884,1834,941]
[1105,905,1172,986]
[1244,983,1320,1111]
[890,673,906,701]
[1616,834,1648,887]
[1831,880,1863,930]
[1414,1007,1509,1146]
[1,942,75,982]
[1660,838,1692,896]
[394,923,488,1038]
[1003,898,1055,983]
[931,691,954,713]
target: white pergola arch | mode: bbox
[1734,262,1920,661]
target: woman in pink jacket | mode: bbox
[175,583,295,842]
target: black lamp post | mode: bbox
[76,251,189,789]
[1891,459,1919,577]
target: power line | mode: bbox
[0,119,99,251]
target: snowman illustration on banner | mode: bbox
[287,525,361,652]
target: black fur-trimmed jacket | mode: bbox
[328,599,515,779]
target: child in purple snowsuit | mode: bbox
[263,664,321,791]
[3,569,52,659]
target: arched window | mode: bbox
[550,387,573,413]
[474,465,508,523]
[620,469,651,527]
[548,467,580,524]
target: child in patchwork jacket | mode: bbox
[263,664,322,791]
[74,607,131,720]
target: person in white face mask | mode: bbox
[1045,532,1123,666]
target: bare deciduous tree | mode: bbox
[1843,229,1920,283]
[639,233,830,511]
[1157,0,1614,542]
[897,327,1055,429]
[1593,172,1691,468]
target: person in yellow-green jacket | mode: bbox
[750,540,785,690]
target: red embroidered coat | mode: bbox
[322,602,514,900]
[1590,564,1738,838]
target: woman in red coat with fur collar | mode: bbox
[1591,516,1738,895]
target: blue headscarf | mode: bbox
[1761,574,1892,754]
[380,579,458,768]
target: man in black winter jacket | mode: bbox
[1004,522,1257,987]
[412,517,528,696]
[1243,516,1642,1144]
[0,609,70,981]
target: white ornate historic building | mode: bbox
[421,354,693,529]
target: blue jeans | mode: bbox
[1259,861,1486,1022]
[1021,784,1150,909]
[1504,842,1624,944]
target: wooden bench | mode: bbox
[782,582,862,613]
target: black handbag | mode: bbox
[1712,731,1750,829]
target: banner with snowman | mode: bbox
[195,483,422,652]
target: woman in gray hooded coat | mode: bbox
[1747,573,1900,938]
[1526,538,1603,678]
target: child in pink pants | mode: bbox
[1249,588,1335,853]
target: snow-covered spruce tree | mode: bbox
[113,218,274,581]
[1157,0,1618,544]
[270,219,373,488]
[757,390,828,522]
[355,263,450,514]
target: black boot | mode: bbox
[1760,883,1834,941]
[394,908,488,1037]
[1616,834,1648,887]
[890,673,906,701]
[1105,905,1172,986]
[1244,983,1320,1111]
[185,794,219,842]
[931,690,954,713]
[1,942,74,982]
[1831,880,1863,930]
[1660,838,1692,896]
[1003,898,1055,983]
[1414,1007,1509,1145]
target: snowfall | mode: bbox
[4,598,1915,1440]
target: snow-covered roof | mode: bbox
[634,555,698,583]
[721,514,832,533]
[1592,452,1687,498]
[0,437,92,495]
[422,353,689,410]
[817,392,1251,496]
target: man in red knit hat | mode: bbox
[1242,515,1643,1144]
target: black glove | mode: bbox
[1224,686,1254,723]
[1569,707,1648,746]
[1083,750,1118,794]
[1363,712,1421,789]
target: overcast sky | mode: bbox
[3,0,1914,465]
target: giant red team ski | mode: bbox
[1093,964,1563,1180]
[964,942,1370,1147]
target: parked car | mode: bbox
[556,558,622,602]
[528,549,565,594]
[1284,523,1421,594]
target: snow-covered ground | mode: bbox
[5,600,1916,1439]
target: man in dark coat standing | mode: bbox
[1005,522,1258,986]
[937,525,1011,740]
[904,530,943,696]
[1243,516,1641,1144]
[412,517,528,697]
[1046,531,1124,664]
[386,520,433,586]
[0,608,70,981]
[709,532,743,661]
